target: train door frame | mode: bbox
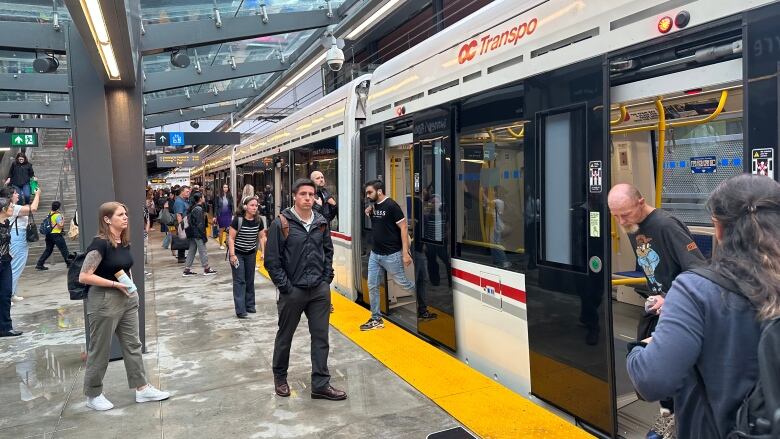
[358,124,385,309]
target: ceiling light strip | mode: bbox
[80,0,121,80]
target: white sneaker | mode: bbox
[136,384,170,403]
[11,296,24,302]
[86,394,114,411]
[219,245,225,250]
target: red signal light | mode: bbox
[658,16,673,34]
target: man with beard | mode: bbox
[608,183,705,439]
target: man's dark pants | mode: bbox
[272,282,331,390]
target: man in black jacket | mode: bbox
[182,192,217,276]
[264,178,346,402]
[310,170,337,224]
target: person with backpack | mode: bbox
[182,192,216,277]
[35,201,70,270]
[627,174,780,439]
[77,201,170,410]
[173,186,190,263]
[227,196,264,318]
[0,186,40,336]
[264,178,345,401]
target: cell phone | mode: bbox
[233,258,240,269]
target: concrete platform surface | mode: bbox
[0,232,461,438]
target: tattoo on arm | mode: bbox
[80,250,102,275]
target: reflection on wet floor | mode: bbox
[0,232,461,438]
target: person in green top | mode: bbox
[35,201,70,270]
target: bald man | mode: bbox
[310,171,337,224]
[608,183,704,437]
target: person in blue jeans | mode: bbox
[360,180,415,331]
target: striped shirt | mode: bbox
[230,216,263,255]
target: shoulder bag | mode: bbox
[26,212,39,242]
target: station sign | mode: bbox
[156,153,202,168]
[690,156,717,174]
[0,133,38,147]
[154,132,240,147]
[149,178,167,184]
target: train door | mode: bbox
[358,125,384,309]
[524,57,616,437]
[608,22,744,438]
[384,138,417,326]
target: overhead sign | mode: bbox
[154,132,240,147]
[149,178,167,184]
[0,133,38,147]
[752,148,774,179]
[156,153,202,168]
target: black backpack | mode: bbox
[39,212,55,235]
[690,268,780,438]
[66,253,91,300]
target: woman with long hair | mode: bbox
[0,185,40,336]
[5,185,41,305]
[627,174,780,438]
[4,153,35,205]
[212,184,234,250]
[241,183,255,202]
[78,202,170,410]
[79,205,170,411]
[228,196,264,318]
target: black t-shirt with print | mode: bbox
[230,216,263,255]
[369,198,406,255]
[86,237,133,280]
[628,209,705,296]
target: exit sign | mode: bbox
[0,133,38,147]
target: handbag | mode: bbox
[171,235,190,251]
[68,217,79,241]
[26,213,39,242]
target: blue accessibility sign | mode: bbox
[690,156,717,174]
[170,132,185,146]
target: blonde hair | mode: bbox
[97,201,131,248]
[241,184,255,200]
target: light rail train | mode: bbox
[192,0,780,436]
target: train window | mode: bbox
[538,107,587,269]
[456,122,526,270]
[291,137,339,230]
[421,139,447,243]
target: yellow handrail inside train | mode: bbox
[654,98,666,208]
[610,105,628,126]
[612,277,648,286]
[666,90,728,129]
[506,124,525,138]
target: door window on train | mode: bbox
[456,122,526,270]
[538,107,587,270]
[291,137,339,230]
[420,139,447,243]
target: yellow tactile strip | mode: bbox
[257,265,590,439]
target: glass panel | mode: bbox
[421,140,444,242]
[543,113,571,264]
[0,0,70,23]
[457,123,526,270]
[539,109,587,270]
[291,136,339,230]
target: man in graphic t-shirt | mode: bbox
[608,183,705,438]
[360,179,415,331]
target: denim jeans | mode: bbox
[185,238,209,269]
[161,232,171,249]
[231,252,256,315]
[367,250,415,320]
[9,227,28,296]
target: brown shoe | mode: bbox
[274,381,290,397]
[311,385,347,401]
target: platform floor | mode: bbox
[0,234,462,438]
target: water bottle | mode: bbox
[114,270,138,294]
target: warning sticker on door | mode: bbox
[752,148,774,179]
[589,161,603,193]
[589,211,601,238]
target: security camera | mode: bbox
[190,120,200,129]
[326,44,344,72]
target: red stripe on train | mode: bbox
[451,268,527,304]
[330,231,352,241]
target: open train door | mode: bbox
[524,56,617,437]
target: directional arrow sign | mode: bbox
[0,133,38,147]
[154,132,240,147]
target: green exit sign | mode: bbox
[0,133,38,147]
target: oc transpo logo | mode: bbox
[457,17,538,65]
